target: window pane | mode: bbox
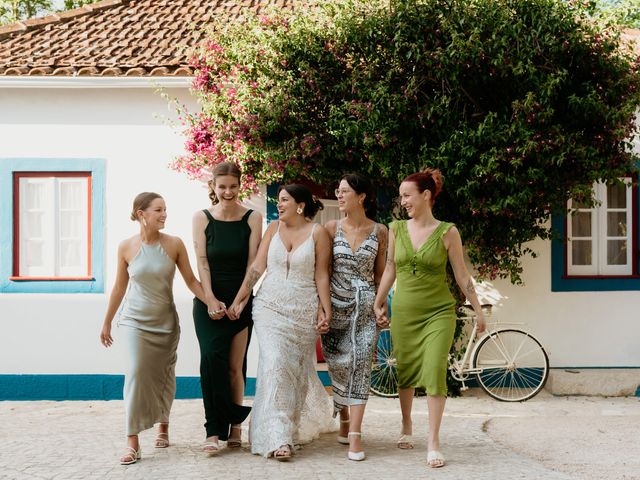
[60,240,81,267]
[26,212,44,238]
[25,182,46,209]
[60,181,83,209]
[60,211,82,237]
[571,240,592,265]
[25,241,43,267]
[607,183,627,209]
[607,240,627,265]
[607,212,627,237]
[571,212,592,237]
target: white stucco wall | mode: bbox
[0,86,262,378]
[484,238,640,368]
[0,85,638,384]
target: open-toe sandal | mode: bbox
[274,444,292,461]
[203,440,220,456]
[227,425,242,448]
[397,433,414,449]
[155,432,169,448]
[427,450,446,468]
[120,446,141,465]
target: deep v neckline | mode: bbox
[405,221,442,254]
[277,225,314,256]
[341,221,376,255]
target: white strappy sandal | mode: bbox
[119,446,141,465]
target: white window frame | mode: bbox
[15,173,91,279]
[567,178,633,276]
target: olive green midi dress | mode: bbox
[389,220,456,396]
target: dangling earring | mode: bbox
[296,207,303,215]
[142,218,148,227]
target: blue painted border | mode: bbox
[551,195,640,292]
[0,373,332,401]
[0,158,105,293]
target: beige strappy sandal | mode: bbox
[155,432,169,448]
[203,439,220,455]
[227,425,242,448]
[119,446,141,465]
[274,444,292,461]
[397,433,414,449]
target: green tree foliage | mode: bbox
[177,0,640,284]
[0,0,100,25]
[62,0,99,10]
[589,0,640,29]
[0,0,53,24]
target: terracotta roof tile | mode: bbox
[0,0,299,77]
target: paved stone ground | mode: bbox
[1,390,639,480]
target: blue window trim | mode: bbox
[551,185,640,292]
[0,158,105,293]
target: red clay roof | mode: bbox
[0,3,637,78]
[0,0,295,77]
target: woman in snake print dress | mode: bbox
[322,173,388,461]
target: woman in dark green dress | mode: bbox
[374,168,485,468]
[192,162,262,454]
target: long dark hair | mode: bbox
[341,173,377,220]
[279,184,324,219]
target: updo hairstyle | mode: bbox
[130,192,163,221]
[402,168,443,205]
[279,184,324,219]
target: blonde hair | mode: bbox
[130,192,163,221]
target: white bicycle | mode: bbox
[371,304,549,402]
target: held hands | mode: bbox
[100,323,113,347]
[207,297,227,320]
[227,297,248,321]
[316,307,330,335]
[374,301,390,328]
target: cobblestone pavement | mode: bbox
[1,390,639,480]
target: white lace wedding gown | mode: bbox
[250,223,336,457]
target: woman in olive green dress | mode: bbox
[374,168,486,469]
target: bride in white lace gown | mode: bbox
[228,184,336,459]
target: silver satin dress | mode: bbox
[118,241,179,435]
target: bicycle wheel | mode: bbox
[473,329,549,402]
[370,328,398,397]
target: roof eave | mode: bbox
[0,75,193,88]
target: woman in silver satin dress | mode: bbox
[100,192,206,465]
